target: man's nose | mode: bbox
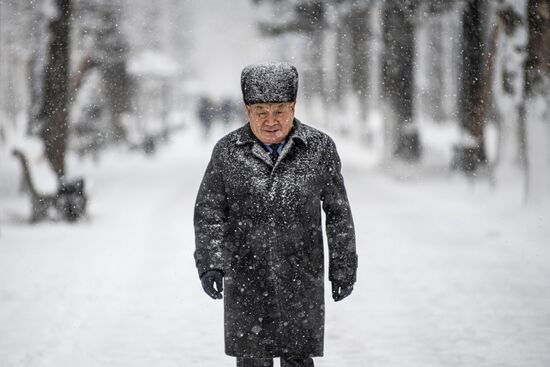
[265,113,277,125]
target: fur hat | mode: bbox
[241,62,298,105]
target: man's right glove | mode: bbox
[331,280,354,302]
[330,254,357,302]
[200,269,224,299]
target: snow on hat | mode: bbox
[241,62,298,105]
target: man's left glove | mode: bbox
[331,281,354,302]
[200,269,224,299]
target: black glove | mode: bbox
[200,269,224,299]
[331,281,354,302]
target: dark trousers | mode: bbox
[236,357,314,367]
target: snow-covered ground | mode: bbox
[1,121,549,367]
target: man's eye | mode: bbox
[258,112,268,117]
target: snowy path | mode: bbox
[1,128,549,367]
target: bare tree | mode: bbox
[95,3,132,142]
[334,1,372,120]
[38,0,72,178]
[418,3,447,122]
[518,0,550,200]
[0,1,33,123]
[381,0,421,161]
[455,0,491,173]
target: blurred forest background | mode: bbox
[0,0,549,219]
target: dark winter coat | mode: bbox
[194,119,357,358]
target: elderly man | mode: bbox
[194,62,357,367]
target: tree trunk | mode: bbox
[423,14,446,122]
[298,1,326,104]
[524,0,550,95]
[334,20,348,107]
[348,4,370,121]
[457,0,489,172]
[519,0,550,201]
[39,0,71,178]
[381,0,420,161]
[303,28,325,101]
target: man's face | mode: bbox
[246,102,295,144]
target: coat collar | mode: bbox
[235,118,309,148]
